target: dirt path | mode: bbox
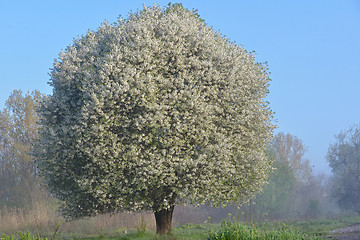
[326,223,360,239]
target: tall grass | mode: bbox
[0,203,209,237]
[0,201,58,235]
[0,204,156,237]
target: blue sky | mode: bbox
[1,0,359,174]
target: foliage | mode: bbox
[327,124,360,213]
[307,199,320,218]
[249,132,309,219]
[270,132,312,182]
[135,216,147,237]
[0,90,44,209]
[36,3,274,231]
[248,132,333,220]
[254,160,296,219]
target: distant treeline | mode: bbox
[0,90,356,233]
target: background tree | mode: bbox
[0,90,43,209]
[36,4,274,234]
[253,132,314,219]
[327,124,360,213]
[270,132,312,182]
[254,157,296,219]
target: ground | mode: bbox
[327,223,360,239]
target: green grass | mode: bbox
[3,215,360,240]
[67,224,215,240]
[1,232,48,240]
[209,219,325,240]
[61,221,325,240]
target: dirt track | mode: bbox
[326,223,360,239]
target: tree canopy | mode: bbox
[36,3,275,234]
[270,132,312,182]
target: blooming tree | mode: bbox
[36,4,274,234]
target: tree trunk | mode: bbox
[154,206,174,235]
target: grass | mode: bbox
[0,232,48,240]
[63,224,215,240]
[76,215,360,240]
[2,215,360,240]
[208,220,324,240]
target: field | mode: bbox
[2,215,360,240]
